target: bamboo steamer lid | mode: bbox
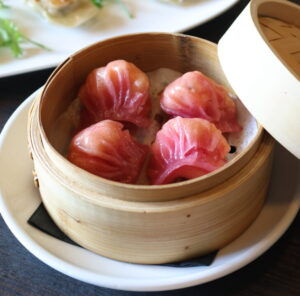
[218,0,300,159]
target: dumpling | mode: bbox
[160,71,242,133]
[25,0,99,27]
[78,60,151,128]
[38,0,80,16]
[68,120,148,184]
[148,117,230,185]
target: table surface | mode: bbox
[1,0,300,295]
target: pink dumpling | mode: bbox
[160,71,242,133]
[68,120,148,184]
[148,117,230,185]
[79,60,151,128]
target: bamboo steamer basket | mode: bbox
[27,0,300,264]
[34,34,264,203]
[27,33,272,263]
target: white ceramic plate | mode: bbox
[0,0,239,78]
[0,92,299,292]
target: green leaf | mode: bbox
[90,0,133,18]
[91,0,105,8]
[0,0,9,9]
[115,0,133,18]
[0,19,22,57]
[0,18,50,58]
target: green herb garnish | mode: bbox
[0,0,9,9]
[0,1,50,58]
[0,18,50,58]
[91,0,105,8]
[91,0,133,18]
[115,0,133,18]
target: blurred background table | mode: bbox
[0,0,299,295]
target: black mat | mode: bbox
[28,203,217,267]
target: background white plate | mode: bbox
[0,0,239,77]
[0,92,299,292]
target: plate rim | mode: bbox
[0,0,240,78]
